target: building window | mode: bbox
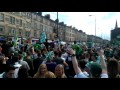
[16,12,20,16]
[9,27,12,34]
[5,15,9,23]
[40,17,43,23]
[23,23,25,28]
[47,21,50,26]
[27,13,30,19]
[20,12,22,16]
[40,24,43,31]
[47,27,49,32]
[34,30,37,37]
[20,19,22,27]
[49,28,52,33]
[12,29,16,35]
[16,19,20,25]
[10,16,15,25]
[25,31,30,37]
[45,26,47,32]
[34,14,37,20]
[22,12,26,17]
[34,23,37,30]
[27,22,31,29]
[12,17,15,25]
[10,16,12,24]
[0,13,4,22]
[0,26,4,33]
[19,29,22,36]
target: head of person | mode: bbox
[18,53,23,60]
[11,56,19,64]
[45,71,56,78]
[107,59,119,78]
[37,50,42,57]
[34,64,48,78]
[41,49,47,55]
[90,54,97,62]
[54,51,59,58]
[78,60,87,71]
[97,48,104,56]
[90,63,102,78]
[4,64,16,78]
[0,55,8,64]
[96,48,101,56]
[18,66,30,78]
[39,64,47,74]
[0,56,5,64]
[55,64,66,78]
[85,53,90,60]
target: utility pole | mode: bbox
[57,12,59,41]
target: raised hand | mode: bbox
[68,48,76,55]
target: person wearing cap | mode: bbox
[69,48,108,78]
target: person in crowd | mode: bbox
[18,66,32,78]
[69,48,108,78]
[12,56,22,78]
[44,39,49,50]
[45,71,56,78]
[65,50,75,78]
[0,56,8,74]
[24,51,34,77]
[50,40,55,49]
[74,60,89,78]
[107,59,120,78]
[53,51,68,67]
[1,40,10,56]
[18,53,30,72]
[46,56,57,73]
[33,50,44,75]
[55,64,67,78]
[33,64,48,78]
[0,46,4,56]
[0,64,17,78]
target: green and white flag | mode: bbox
[40,32,46,43]
[14,36,19,46]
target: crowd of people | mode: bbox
[0,39,120,78]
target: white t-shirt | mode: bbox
[100,73,108,78]
[74,71,89,78]
[14,62,22,78]
[74,72,108,78]
[0,72,4,78]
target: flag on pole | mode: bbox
[14,35,18,46]
[40,32,46,43]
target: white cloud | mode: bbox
[42,12,120,41]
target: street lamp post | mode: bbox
[57,12,59,41]
[89,15,96,45]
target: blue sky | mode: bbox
[42,12,120,41]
